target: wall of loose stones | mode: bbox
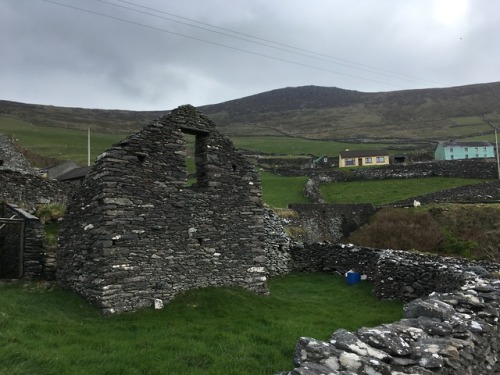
[0,169,73,209]
[281,243,500,374]
[58,105,269,314]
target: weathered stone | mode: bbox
[57,105,268,314]
[356,326,412,356]
[404,299,456,320]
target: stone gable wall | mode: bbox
[57,105,268,314]
[282,243,500,374]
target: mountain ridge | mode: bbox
[1,81,500,143]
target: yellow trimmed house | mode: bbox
[339,149,390,168]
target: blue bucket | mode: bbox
[346,272,361,285]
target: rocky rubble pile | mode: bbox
[0,134,35,174]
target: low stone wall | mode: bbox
[287,276,500,374]
[291,243,499,301]
[279,158,498,180]
[0,169,72,210]
[287,204,377,243]
[281,243,500,374]
[264,208,293,277]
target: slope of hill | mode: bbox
[199,82,500,142]
[1,82,500,144]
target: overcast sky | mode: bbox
[1,0,499,111]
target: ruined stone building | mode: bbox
[58,105,268,314]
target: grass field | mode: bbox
[0,116,402,166]
[260,172,310,208]
[320,177,488,205]
[0,273,402,375]
[0,116,127,165]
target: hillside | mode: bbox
[1,82,500,145]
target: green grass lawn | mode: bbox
[0,116,127,165]
[0,273,402,375]
[260,171,310,208]
[232,136,397,156]
[320,177,488,205]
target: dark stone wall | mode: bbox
[0,169,72,209]
[277,158,499,180]
[288,204,377,243]
[58,105,268,314]
[283,243,500,374]
[290,243,498,301]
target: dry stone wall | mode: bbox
[287,204,377,243]
[1,169,72,209]
[281,243,500,374]
[58,105,268,314]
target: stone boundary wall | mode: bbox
[277,158,498,179]
[281,243,500,374]
[1,169,73,209]
[290,243,499,301]
[287,204,377,243]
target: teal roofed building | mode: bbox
[434,140,495,160]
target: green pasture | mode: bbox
[0,273,403,375]
[0,116,127,165]
[260,171,310,208]
[232,136,396,156]
[320,177,488,205]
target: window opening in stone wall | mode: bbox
[181,128,209,187]
[183,133,197,186]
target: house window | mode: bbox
[475,147,479,152]
[450,155,454,160]
[449,148,453,152]
[464,147,468,152]
[365,157,372,164]
[345,158,355,166]
[376,156,385,163]
[475,154,479,158]
[483,147,487,151]
[465,154,469,158]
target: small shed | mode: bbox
[0,203,45,280]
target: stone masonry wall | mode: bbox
[1,169,73,209]
[58,105,268,314]
[282,243,500,374]
[288,204,378,243]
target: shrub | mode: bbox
[346,208,445,252]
